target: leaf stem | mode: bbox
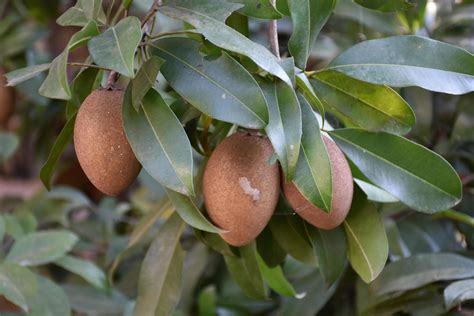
[268,0,280,59]
[434,209,474,228]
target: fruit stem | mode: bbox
[434,209,474,228]
[106,71,118,89]
[268,0,280,59]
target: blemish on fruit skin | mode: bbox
[238,177,260,202]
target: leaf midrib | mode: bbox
[152,45,265,125]
[344,221,375,280]
[331,132,459,199]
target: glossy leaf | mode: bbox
[123,89,195,195]
[159,0,290,84]
[295,72,325,116]
[288,0,336,69]
[343,190,388,283]
[260,79,302,180]
[354,0,412,12]
[88,16,141,77]
[256,254,299,298]
[134,213,185,316]
[223,242,266,299]
[6,231,78,266]
[67,20,99,50]
[54,255,107,290]
[329,35,474,95]
[197,285,217,316]
[5,63,51,86]
[311,70,415,134]
[0,263,36,312]
[232,0,283,19]
[371,253,474,297]
[40,114,76,190]
[354,178,398,203]
[444,279,474,310]
[256,227,287,267]
[57,0,106,26]
[329,129,463,212]
[166,189,222,233]
[269,207,317,266]
[130,56,164,111]
[151,37,268,128]
[309,225,347,286]
[292,94,332,211]
[39,51,71,100]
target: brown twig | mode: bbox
[268,0,280,59]
[105,71,118,89]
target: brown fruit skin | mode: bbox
[74,89,141,196]
[0,296,21,312]
[203,132,280,247]
[0,68,15,128]
[283,136,353,230]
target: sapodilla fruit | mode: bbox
[74,89,141,196]
[283,135,353,230]
[203,132,280,247]
[0,68,14,128]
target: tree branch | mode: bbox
[268,0,280,59]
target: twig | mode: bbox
[268,0,280,59]
[68,62,113,71]
[141,0,162,28]
[434,209,474,228]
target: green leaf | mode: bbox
[54,255,107,290]
[256,254,299,297]
[57,0,106,26]
[256,227,286,267]
[194,229,235,257]
[39,51,71,100]
[88,16,141,77]
[5,63,51,86]
[231,0,283,19]
[354,0,412,12]
[6,231,78,266]
[166,189,222,233]
[343,190,388,283]
[130,56,164,111]
[123,89,195,195]
[159,0,291,85]
[329,35,474,95]
[295,72,325,116]
[197,285,217,316]
[444,279,474,310]
[354,178,398,203]
[223,242,267,299]
[67,20,99,51]
[151,37,268,128]
[128,199,171,248]
[134,213,185,316]
[288,0,336,69]
[329,129,463,212]
[67,67,102,113]
[0,132,19,162]
[311,70,415,134]
[0,263,37,312]
[63,285,126,315]
[268,206,317,265]
[29,275,71,316]
[40,114,76,190]
[309,225,347,286]
[371,253,474,297]
[260,79,302,181]
[292,94,332,211]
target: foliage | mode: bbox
[0,0,473,315]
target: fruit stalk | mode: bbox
[268,0,280,59]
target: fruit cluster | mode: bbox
[74,89,353,247]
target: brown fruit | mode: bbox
[0,295,21,312]
[203,132,280,247]
[283,136,353,230]
[74,89,141,196]
[0,68,15,128]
